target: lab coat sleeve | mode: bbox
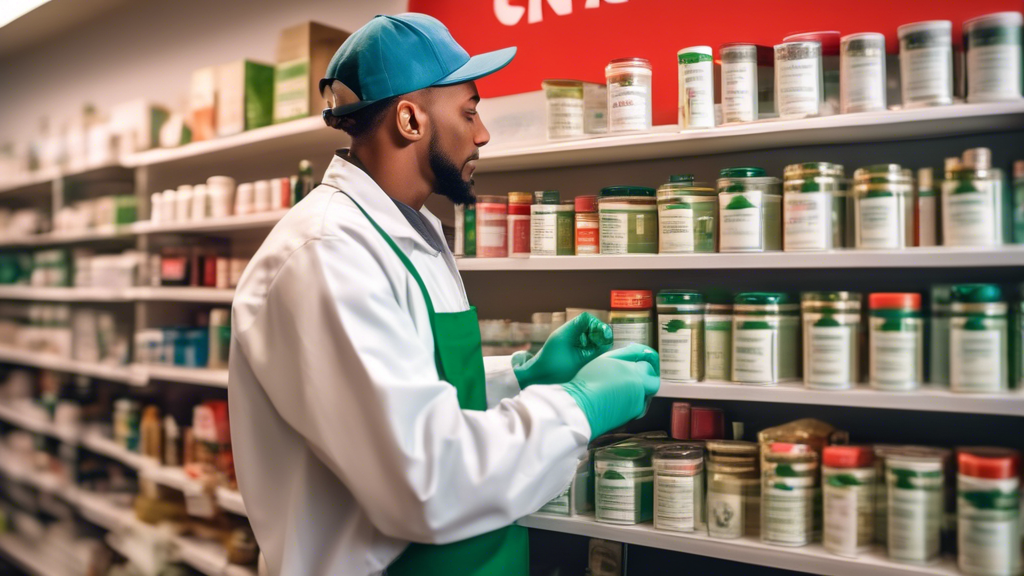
[233,233,590,546]
[482,355,521,408]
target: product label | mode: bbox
[784,191,830,250]
[888,479,943,563]
[659,315,693,382]
[719,192,764,251]
[531,212,557,256]
[596,462,653,524]
[539,484,571,515]
[858,195,901,248]
[608,77,651,132]
[600,212,629,254]
[901,43,952,104]
[950,327,1003,392]
[843,54,886,112]
[871,328,919,388]
[708,489,744,538]
[944,188,997,246]
[732,328,775,383]
[958,476,1022,576]
[509,215,531,256]
[546,97,585,139]
[705,319,732,381]
[476,211,507,257]
[764,486,813,546]
[612,320,651,349]
[655,474,697,531]
[967,30,1022,99]
[659,205,695,252]
[918,196,937,246]
[576,220,599,255]
[678,53,714,129]
[824,478,874,557]
[808,325,852,387]
[722,60,758,123]
[776,57,822,118]
[601,207,657,254]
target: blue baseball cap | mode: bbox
[320,13,516,118]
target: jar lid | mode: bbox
[611,290,653,309]
[607,57,652,69]
[801,291,862,303]
[477,194,507,204]
[705,440,758,455]
[589,433,636,450]
[885,445,952,465]
[657,289,703,306]
[601,186,656,197]
[869,293,921,311]
[768,442,812,454]
[538,190,561,204]
[508,191,533,204]
[654,443,704,460]
[720,43,775,65]
[541,79,584,88]
[734,292,792,306]
[855,164,908,182]
[719,167,766,178]
[596,445,653,463]
[958,447,1021,479]
[669,174,696,184]
[783,30,841,55]
[965,11,1024,30]
[823,445,874,468]
[898,20,953,37]
[951,283,1003,304]
[784,162,844,178]
[575,195,598,212]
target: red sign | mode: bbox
[409,0,1023,125]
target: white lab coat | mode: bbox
[228,153,591,576]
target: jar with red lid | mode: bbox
[507,192,532,259]
[575,195,599,255]
[822,445,876,558]
[475,195,508,258]
[868,293,923,391]
[609,290,653,349]
[956,447,1022,576]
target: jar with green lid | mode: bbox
[885,447,950,565]
[531,193,575,256]
[610,290,654,349]
[704,296,733,381]
[595,445,655,525]
[869,293,923,391]
[929,285,952,386]
[657,290,704,382]
[783,162,849,251]
[942,147,1004,246]
[801,291,862,390]
[653,443,705,532]
[657,175,717,253]
[761,442,819,547]
[717,167,783,252]
[950,284,1009,393]
[853,164,914,249]
[731,293,800,385]
[599,186,658,254]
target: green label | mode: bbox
[969,26,1022,48]
[679,52,713,65]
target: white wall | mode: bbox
[0,0,408,142]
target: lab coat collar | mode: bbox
[321,151,443,256]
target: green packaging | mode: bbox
[717,167,783,252]
[598,186,658,254]
[595,446,655,525]
[657,174,718,253]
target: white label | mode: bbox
[842,55,886,112]
[808,325,852,387]
[950,327,1003,392]
[776,57,821,118]
[576,220,599,255]
[596,462,653,524]
[540,484,571,515]
[889,484,942,563]
[655,474,696,531]
[918,196,937,246]
[944,189,997,246]
[608,78,651,132]
[901,46,952,105]
[613,321,651,349]
[659,316,693,382]
[824,485,861,556]
[732,329,775,383]
[531,212,558,256]
[705,320,732,381]
[708,489,744,538]
[546,97,585,139]
[968,43,1022,100]
[600,212,629,254]
[871,329,918,388]
[764,486,813,546]
[858,195,900,248]
[720,192,764,252]
[784,192,830,250]
[659,206,695,252]
[679,58,714,128]
[477,214,506,248]
[722,61,757,123]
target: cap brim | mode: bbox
[433,46,517,87]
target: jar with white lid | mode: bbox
[677,46,715,129]
[605,58,653,133]
[898,20,954,108]
[964,12,1024,103]
[885,447,950,565]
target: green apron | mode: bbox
[339,193,529,576]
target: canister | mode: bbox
[475,195,508,258]
[869,293,924,391]
[670,402,690,440]
[731,292,800,385]
[942,147,1004,246]
[678,46,715,129]
[917,167,938,246]
[454,203,476,257]
[956,447,1022,576]
[853,164,914,249]
[785,31,840,114]
[929,285,952,386]
[950,284,1009,393]
[964,12,1024,103]
[840,33,887,113]
[720,43,774,124]
[531,194,574,256]
[717,167,783,252]
[783,162,848,251]
[507,191,533,258]
[774,41,824,119]
[575,195,599,255]
[801,292,862,390]
[690,406,725,440]
[599,186,658,254]
[595,445,655,525]
[657,174,717,253]
[761,442,818,547]
[823,445,876,558]
[705,297,734,381]
[886,447,950,565]
[657,289,704,383]
[653,444,705,532]
[605,58,653,133]
[706,441,760,539]
[541,79,585,139]
[898,20,954,108]
[610,290,653,349]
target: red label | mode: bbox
[575,226,599,254]
[510,217,531,255]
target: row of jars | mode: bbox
[605,284,1023,393]
[455,147,1021,258]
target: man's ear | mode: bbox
[395,99,427,142]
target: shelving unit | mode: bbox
[0,285,132,302]
[0,402,79,444]
[143,365,229,388]
[0,534,77,576]
[0,345,142,385]
[129,287,235,303]
[80,429,156,469]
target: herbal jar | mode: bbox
[677,46,715,129]
[956,447,1022,576]
[950,284,1009,393]
[774,41,823,119]
[574,195,599,255]
[720,43,774,123]
[942,147,1004,246]
[783,162,848,251]
[610,290,654,349]
[704,299,733,381]
[853,164,914,249]
[541,79,585,140]
[964,12,1024,103]
[784,31,841,113]
[840,33,887,113]
[599,186,658,254]
[929,285,952,386]
[886,448,950,565]
[731,293,800,385]
[897,20,954,108]
[653,444,705,533]
[595,445,655,525]
[761,442,819,547]
[717,167,783,252]
[822,445,876,558]
[657,289,704,383]
[605,58,653,133]
[869,293,924,391]
[657,174,717,253]
[531,197,574,256]
[706,456,761,539]
[801,291,862,390]
[917,167,938,246]
[475,195,508,258]
[507,191,532,259]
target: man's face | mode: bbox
[426,81,490,205]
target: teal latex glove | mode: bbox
[560,344,661,439]
[512,312,614,388]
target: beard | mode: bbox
[429,134,477,205]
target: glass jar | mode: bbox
[885,447,950,565]
[454,203,476,257]
[677,46,715,129]
[942,147,1004,247]
[609,290,653,349]
[599,186,658,254]
[594,445,655,525]
[761,442,819,547]
[705,445,761,540]
[869,293,924,391]
[783,162,848,251]
[717,167,783,252]
[964,12,1024,103]
[574,195,599,255]
[917,167,938,246]
[731,293,800,385]
[657,174,717,253]
[657,289,704,382]
[605,58,653,133]
[706,440,760,467]
[950,284,1009,393]
[774,41,823,119]
[704,299,733,381]
[801,291,862,390]
[541,79,585,140]
[897,20,954,108]
[929,285,952,386]
[840,33,887,113]
[531,194,574,257]
[853,164,914,249]
[475,195,508,258]
[956,447,1022,576]
[822,445,876,558]
[720,43,774,123]
[507,191,532,259]
[653,444,705,533]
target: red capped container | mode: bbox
[869,293,922,311]
[822,445,876,557]
[958,447,1021,479]
[956,446,1021,575]
[869,293,924,391]
[507,192,532,259]
[671,402,691,440]
[690,406,725,440]
[610,290,654,349]
[823,445,875,469]
[575,195,599,255]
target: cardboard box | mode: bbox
[111,99,170,154]
[189,67,217,141]
[273,22,349,124]
[216,60,275,137]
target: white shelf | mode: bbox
[0,226,135,248]
[457,245,1024,271]
[518,514,959,576]
[173,535,257,576]
[216,487,247,517]
[143,365,229,388]
[658,381,1024,416]
[73,488,136,533]
[0,402,79,443]
[0,168,60,195]
[132,210,288,234]
[477,101,1024,172]
[0,534,77,576]
[0,285,132,302]
[130,286,235,303]
[80,430,157,469]
[0,345,142,385]
[141,465,203,493]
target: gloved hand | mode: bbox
[560,344,660,439]
[512,313,613,388]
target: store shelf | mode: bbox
[0,285,132,302]
[518,514,959,576]
[132,210,288,235]
[0,345,142,385]
[658,381,1024,416]
[140,465,202,493]
[477,101,1024,172]
[130,287,235,303]
[0,402,80,443]
[73,488,136,533]
[216,487,247,517]
[0,226,136,248]
[0,168,59,196]
[143,365,229,388]
[80,430,157,469]
[0,534,77,576]
[173,535,257,576]
[457,245,1024,271]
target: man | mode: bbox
[228,13,660,576]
